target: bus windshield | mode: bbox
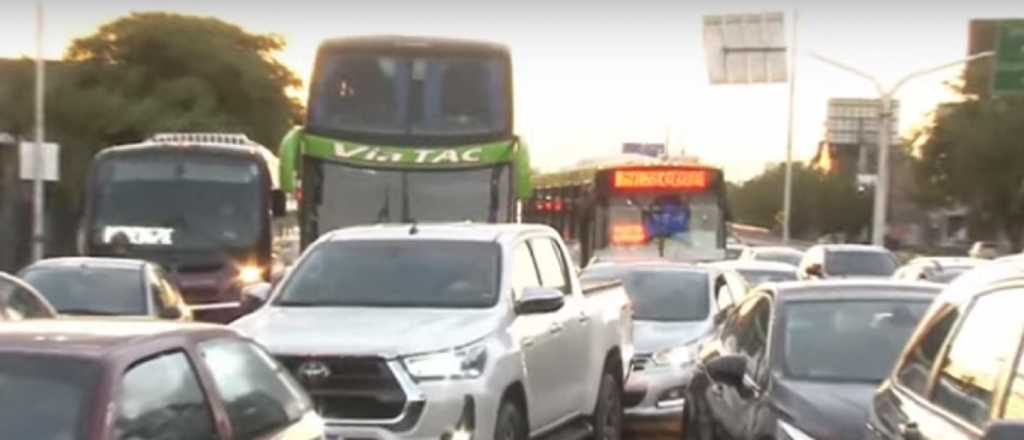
[304,158,510,239]
[605,193,723,259]
[309,52,509,142]
[92,153,263,251]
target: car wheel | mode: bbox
[494,399,528,440]
[592,371,623,440]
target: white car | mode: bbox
[233,223,634,439]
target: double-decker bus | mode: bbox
[279,36,531,248]
[527,155,729,265]
[79,133,290,322]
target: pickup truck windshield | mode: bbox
[276,240,500,308]
[0,354,100,440]
[583,268,709,321]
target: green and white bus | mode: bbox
[280,36,531,247]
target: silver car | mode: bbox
[581,262,739,423]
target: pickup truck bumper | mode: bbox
[623,362,695,420]
[323,362,500,440]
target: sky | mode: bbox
[1,0,1021,182]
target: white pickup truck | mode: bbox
[233,223,634,440]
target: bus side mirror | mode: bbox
[271,190,287,217]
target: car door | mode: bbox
[707,294,773,440]
[196,337,322,440]
[508,241,564,429]
[111,350,222,440]
[530,237,587,417]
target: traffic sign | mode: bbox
[703,12,788,84]
[993,20,1024,96]
[19,142,60,181]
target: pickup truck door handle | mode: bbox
[549,322,564,334]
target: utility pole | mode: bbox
[812,51,995,246]
[782,9,798,244]
[32,1,45,262]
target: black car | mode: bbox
[868,261,1024,440]
[684,280,941,440]
[18,257,192,320]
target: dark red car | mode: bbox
[0,319,324,440]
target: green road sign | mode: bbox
[994,20,1024,95]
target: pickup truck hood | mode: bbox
[632,320,712,354]
[232,306,501,358]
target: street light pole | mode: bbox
[32,1,45,262]
[782,9,799,244]
[811,50,995,246]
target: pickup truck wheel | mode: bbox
[494,400,527,440]
[592,372,623,440]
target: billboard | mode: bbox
[703,12,788,84]
[622,142,666,158]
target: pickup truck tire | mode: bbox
[494,399,528,440]
[591,371,623,440]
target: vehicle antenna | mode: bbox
[409,221,419,235]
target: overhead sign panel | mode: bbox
[622,142,666,158]
[994,19,1024,95]
[703,12,787,84]
[826,98,900,145]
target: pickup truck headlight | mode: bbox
[777,420,817,440]
[402,343,487,381]
[652,342,698,367]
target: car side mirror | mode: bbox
[515,287,565,315]
[271,190,287,217]
[705,354,747,389]
[805,263,823,278]
[158,306,183,320]
[241,282,272,310]
[982,421,1024,440]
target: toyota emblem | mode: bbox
[296,361,331,385]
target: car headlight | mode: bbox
[237,265,263,285]
[652,343,697,367]
[777,420,816,440]
[402,343,487,381]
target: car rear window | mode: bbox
[825,251,897,277]
[736,269,797,286]
[21,267,146,316]
[0,354,100,440]
[582,268,710,321]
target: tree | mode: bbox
[913,89,1024,248]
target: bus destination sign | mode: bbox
[612,169,710,191]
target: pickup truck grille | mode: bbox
[276,355,406,420]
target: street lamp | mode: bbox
[811,51,996,246]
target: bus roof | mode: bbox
[318,35,509,55]
[533,154,720,189]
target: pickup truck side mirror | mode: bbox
[516,287,565,315]
[982,421,1024,440]
[271,190,287,217]
[705,354,747,390]
[241,282,273,311]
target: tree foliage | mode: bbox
[729,163,872,241]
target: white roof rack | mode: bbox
[149,133,256,146]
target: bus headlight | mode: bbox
[402,343,487,381]
[237,265,263,285]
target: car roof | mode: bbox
[22,257,148,272]
[814,244,891,253]
[582,261,711,276]
[319,223,556,247]
[765,279,943,303]
[0,319,233,359]
[709,260,798,272]
[906,257,985,269]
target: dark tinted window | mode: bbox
[0,354,100,440]
[932,290,1024,427]
[582,268,710,321]
[530,239,569,293]
[825,250,897,276]
[782,300,930,382]
[114,351,217,440]
[277,240,500,308]
[736,269,797,286]
[0,278,52,319]
[896,307,960,395]
[21,267,145,315]
[199,339,309,439]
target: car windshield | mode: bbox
[276,240,500,308]
[754,251,803,267]
[21,267,146,315]
[781,299,930,382]
[825,250,897,276]
[582,268,710,321]
[0,354,100,440]
[736,269,797,286]
[92,152,263,251]
[309,51,509,142]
